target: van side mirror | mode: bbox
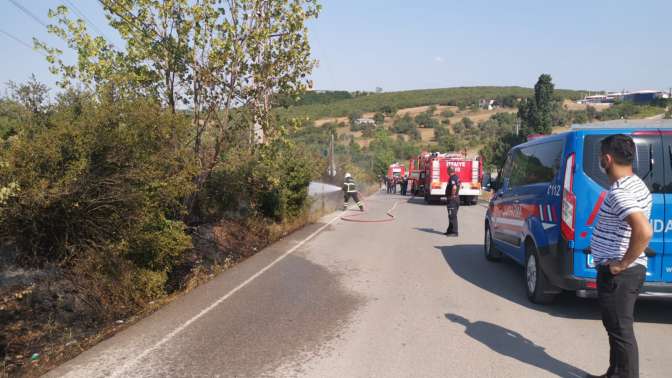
[481,174,491,190]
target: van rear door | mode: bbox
[660,133,672,282]
[582,132,664,282]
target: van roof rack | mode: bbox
[571,119,672,130]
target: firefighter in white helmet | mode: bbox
[343,173,364,211]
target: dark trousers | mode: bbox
[344,192,363,209]
[446,198,459,234]
[597,264,646,378]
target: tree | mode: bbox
[380,105,396,116]
[532,74,554,134]
[441,110,454,118]
[6,74,50,116]
[373,112,385,125]
[348,111,364,125]
[586,105,598,120]
[461,117,474,129]
[37,1,321,210]
[516,74,556,137]
[480,132,524,171]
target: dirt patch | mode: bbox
[562,99,611,111]
[419,127,435,142]
[314,117,348,127]
[446,108,516,125]
[396,105,449,117]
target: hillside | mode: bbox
[277,86,586,120]
[316,105,518,146]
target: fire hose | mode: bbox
[340,199,400,223]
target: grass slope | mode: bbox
[278,86,586,120]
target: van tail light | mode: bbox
[561,153,576,241]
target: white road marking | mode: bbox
[109,212,344,377]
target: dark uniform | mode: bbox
[445,171,460,236]
[401,176,408,196]
[343,177,364,211]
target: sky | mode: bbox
[0,0,670,95]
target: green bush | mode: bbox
[0,97,195,273]
[373,112,385,125]
[126,214,193,272]
[250,141,319,222]
[440,110,454,118]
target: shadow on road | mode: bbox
[445,313,586,378]
[436,244,672,324]
[414,227,445,236]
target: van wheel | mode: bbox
[484,224,501,262]
[525,243,557,304]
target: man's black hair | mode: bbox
[448,166,456,173]
[601,134,635,166]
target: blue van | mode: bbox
[485,120,672,304]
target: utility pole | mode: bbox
[327,133,336,178]
[515,118,520,136]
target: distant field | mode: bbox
[316,104,517,143]
[278,86,586,120]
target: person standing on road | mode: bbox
[342,173,364,211]
[444,166,460,237]
[401,175,408,196]
[588,134,653,378]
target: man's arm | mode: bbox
[610,211,653,274]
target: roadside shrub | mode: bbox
[0,97,195,280]
[250,140,320,222]
[199,141,322,222]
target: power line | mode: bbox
[0,27,46,57]
[0,28,34,50]
[62,0,110,40]
[7,0,49,29]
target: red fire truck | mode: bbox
[408,157,423,195]
[387,162,406,180]
[417,152,484,205]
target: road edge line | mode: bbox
[109,212,343,377]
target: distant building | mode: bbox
[623,90,664,105]
[578,90,669,105]
[355,118,376,125]
[479,99,498,110]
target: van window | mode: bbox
[501,153,514,189]
[582,135,664,192]
[509,141,563,187]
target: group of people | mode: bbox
[382,175,410,196]
[345,134,652,377]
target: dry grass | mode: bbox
[312,105,518,145]
[562,99,611,111]
[395,105,458,117]
[419,128,436,142]
[314,116,348,127]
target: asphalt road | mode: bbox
[47,192,672,378]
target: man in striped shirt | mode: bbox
[588,134,653,378]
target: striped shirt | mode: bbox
[591,175,652,268]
